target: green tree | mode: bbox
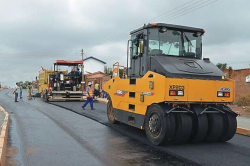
[216,63,228,71]
[216,63,233,78]
[104,66,112,75]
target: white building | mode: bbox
[83,56,106,74]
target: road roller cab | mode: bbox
[104,23,238,145]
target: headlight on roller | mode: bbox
[177,91,184,96]
[217,91,223,97]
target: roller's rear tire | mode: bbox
[145,104,175,146]
[205,113,224,142]
[219,111,237,142]
[190,105,208,143]
[174,113,193,144]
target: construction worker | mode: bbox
[82,82,95,110]
[77,83,81,91]
[27,83,32,100]
[94,82,100,98]
[14,83,19,102]
[19,83,23,99]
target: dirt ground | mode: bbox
[229,105,250,117]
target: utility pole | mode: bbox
[81,49,84,92]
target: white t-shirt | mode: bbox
[15,85,19,93]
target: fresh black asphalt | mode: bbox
[0,89,193,166]
[50,99,250,166]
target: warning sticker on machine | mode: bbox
[114,90,128,97]
[169,85,185,90]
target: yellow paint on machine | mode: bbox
[38,70,68,94]
[104,71,234,116]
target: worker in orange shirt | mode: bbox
[82,82,95,110]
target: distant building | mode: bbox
[224,68,250,101]
[83,56,106,74]
[85,71,111,90]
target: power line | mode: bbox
[85,0,218,56]
[83,0,213,54]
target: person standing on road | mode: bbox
[14,83,19,102]
[94,82,100,98]
[102,90,107,98]
[82,82,95,110]
[27,83,32,100]
[19,83,23,99]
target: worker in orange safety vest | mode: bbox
[81,82,95,110]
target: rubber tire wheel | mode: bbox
[205,113,224,142]
[219,112,237,142]
[173,113,193,144]
[190,105,208,143]
[107,100,118,124]
[145,104,175,146]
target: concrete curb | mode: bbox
[0,105,10,166]
[96,98,108,104]
[96,99,250,137]
[236,127,250,137]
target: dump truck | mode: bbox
[39,60,84,101]
[104,23,238,145]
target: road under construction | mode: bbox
[0,22,250,166]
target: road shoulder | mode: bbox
[0,105,10,166]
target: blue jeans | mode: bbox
[102,91,107,98]
[20,92,22,99]
[82,97,94,109]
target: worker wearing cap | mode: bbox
[82,82,95,110]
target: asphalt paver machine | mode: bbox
[104,23,238,145]
[41,60,84,101]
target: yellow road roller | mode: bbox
[104,23,237,145]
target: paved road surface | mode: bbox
[237,116,250,129]
[49,99,250,166]
[0,89,193,166]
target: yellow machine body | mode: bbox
[104,71,234,117]
[38,70,55,95]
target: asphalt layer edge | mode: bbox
[0,105,10,166]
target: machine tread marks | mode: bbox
[173,113,193,144]
[107,100,119,124]
[205,113,224,142]
[190,105,208,143]
[145,104,175,145]
[219,106,237,142]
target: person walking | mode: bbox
[19,84,23,99]
[82,82,95,110]
[27,83,32,100]
[14,83,19,102]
